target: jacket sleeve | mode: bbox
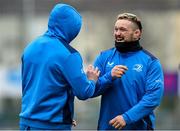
[122,59,164,125]
[91,53,113,97]
[61,52,96,100]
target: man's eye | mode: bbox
[120,28,127,32]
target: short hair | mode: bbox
[117,13,142,31]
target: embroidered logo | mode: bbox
[133,64,143,72]
[155,79,164,84]
[107,62,114,67]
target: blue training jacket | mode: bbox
[19,4,99,130]
[93,47,164,130]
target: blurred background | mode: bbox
[0,0,180,129]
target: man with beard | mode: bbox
[89,13,164,130]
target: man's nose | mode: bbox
[116,30,121,36]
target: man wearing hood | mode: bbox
[88,13,164,130]
[19,3,101,130]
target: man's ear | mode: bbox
[134,29,141,40]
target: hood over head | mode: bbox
[45,4,82,44]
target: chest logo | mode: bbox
[133,64,143,72]
[107,62,114,67]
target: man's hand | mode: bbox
[109,115,126,129]
[72,119,77,127]
[86,65,100,81]
[111,65,128,78]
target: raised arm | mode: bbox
[91,53,127,97]
[61,52,99,100]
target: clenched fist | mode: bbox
[111,65,128,78]
[109,115,126,129]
